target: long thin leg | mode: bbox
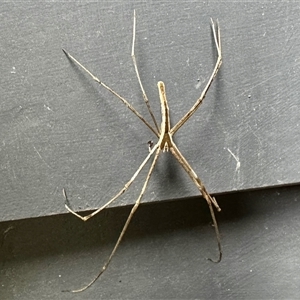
[131,10,160,135]
[67,147,161,293]
[63,142,160,221]
[62,49,159,137]
[170,142,222,263]
[171,19,222,135]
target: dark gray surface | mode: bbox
[1,185,300,299]
[1,3,300,222]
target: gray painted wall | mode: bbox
[1,186,300,299]
[1,2,300,221]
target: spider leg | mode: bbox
[67,147,161,293]
[62,48,158,137]
[171,19,222,135]
[170,142,222,263]
[131,10,160,135]
[63,142,160,221]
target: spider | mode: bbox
[62,10,222,292]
